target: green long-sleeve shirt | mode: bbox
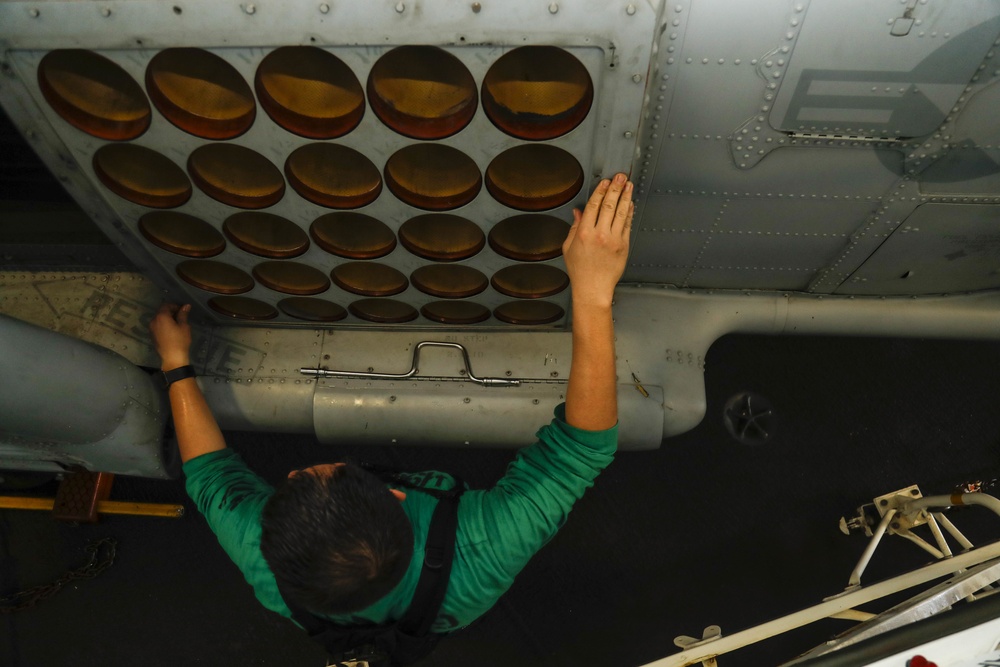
[183,404,617,633]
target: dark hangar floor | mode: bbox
[3,332,1000,667]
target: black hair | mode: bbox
[260,463,414,615]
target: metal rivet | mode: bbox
[548,2,558,13]
[319,3,330,12]
[632,74,642,83]
[396,1,405,12]
[472,1,481,11]
[29,7,40,16]
[626,4,636,15]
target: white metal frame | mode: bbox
[643,490,1000,667]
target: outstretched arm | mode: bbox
[151,304,280,611]
[449,175,631,612]
[149,303,227,462]
[562,172,633,431]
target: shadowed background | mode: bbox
[3,332,1000,667]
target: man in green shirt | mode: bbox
[149,173,633,638]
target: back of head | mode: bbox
[260,463,414,615]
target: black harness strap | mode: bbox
[397,484,461,638]
[277,476,465,666]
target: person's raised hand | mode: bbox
[149,303,192,370]
[562,172,633,308]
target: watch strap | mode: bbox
[160,365,196,388]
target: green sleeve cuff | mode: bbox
[548,402,619,451]
[181,448,241,477]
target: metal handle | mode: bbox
[300,341,520,387]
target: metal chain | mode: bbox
[0,537,117,614]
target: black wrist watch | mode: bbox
[159,365,196,388]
